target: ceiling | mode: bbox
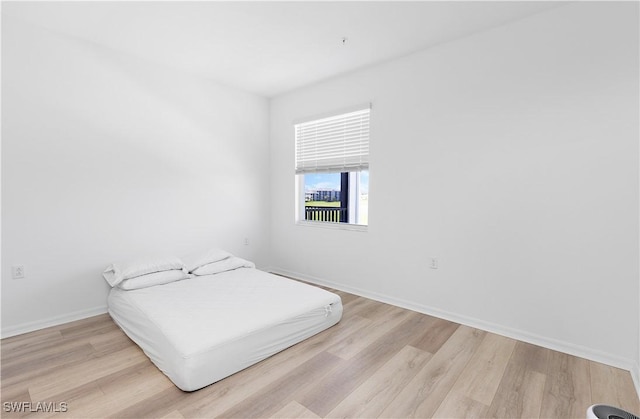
[3,1,561,98]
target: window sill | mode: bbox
[296,220,368,232]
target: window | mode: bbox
[295,106,370,226]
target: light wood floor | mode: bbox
[2,288,639,418]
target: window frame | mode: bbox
[294,104,371,230]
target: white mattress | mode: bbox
[107,268,342,391]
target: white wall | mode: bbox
[270,3,639,369]
[1,16,270,336]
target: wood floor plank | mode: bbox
[1,344,106,391]
[493,370,547,419]
[327,305,409,360]
[26,382,105,418]
[28,345,148,401]
[409,315,459,354]
[53,313,113,330]
[88,328,133,352]
[611,366,640,414]
[513,341,550,374]
[339,294,369,310]
[58,314,117,342]
[540,351,592,419]
[1,329,64,357]
[432,392,489,418]
[431,333,516,418]
[379,325,486,418]
[331,290,358,305]
[139,372,242,419]
[451,333,517,405]
[1,343,96,381]
[298,311,434,417]
[56,314,113,332]
[0,387,32,418]
[70,363,174,418]
[271,401,320,419]
[105,385,188,419]
[0,386,31,405]
[160,409,186,419]
[590,362,640,414]
[486,341,550,418]
[218,351,343,418]
[326,345,432,418]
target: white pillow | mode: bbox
[103,256,186,287]
[184,248,232,273]
[118,269,190,290]
[192,256,255,276]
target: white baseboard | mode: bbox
[269,266,638,376]
[1,305,108,339]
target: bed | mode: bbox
[106,260,342,391]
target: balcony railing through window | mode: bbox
[305,206,348,223]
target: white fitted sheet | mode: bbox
[108,268,342,391]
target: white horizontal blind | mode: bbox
[295,108,370,174]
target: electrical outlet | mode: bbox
[12,265,25,279]
[244,237,250,246]
[430,258,438,269]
